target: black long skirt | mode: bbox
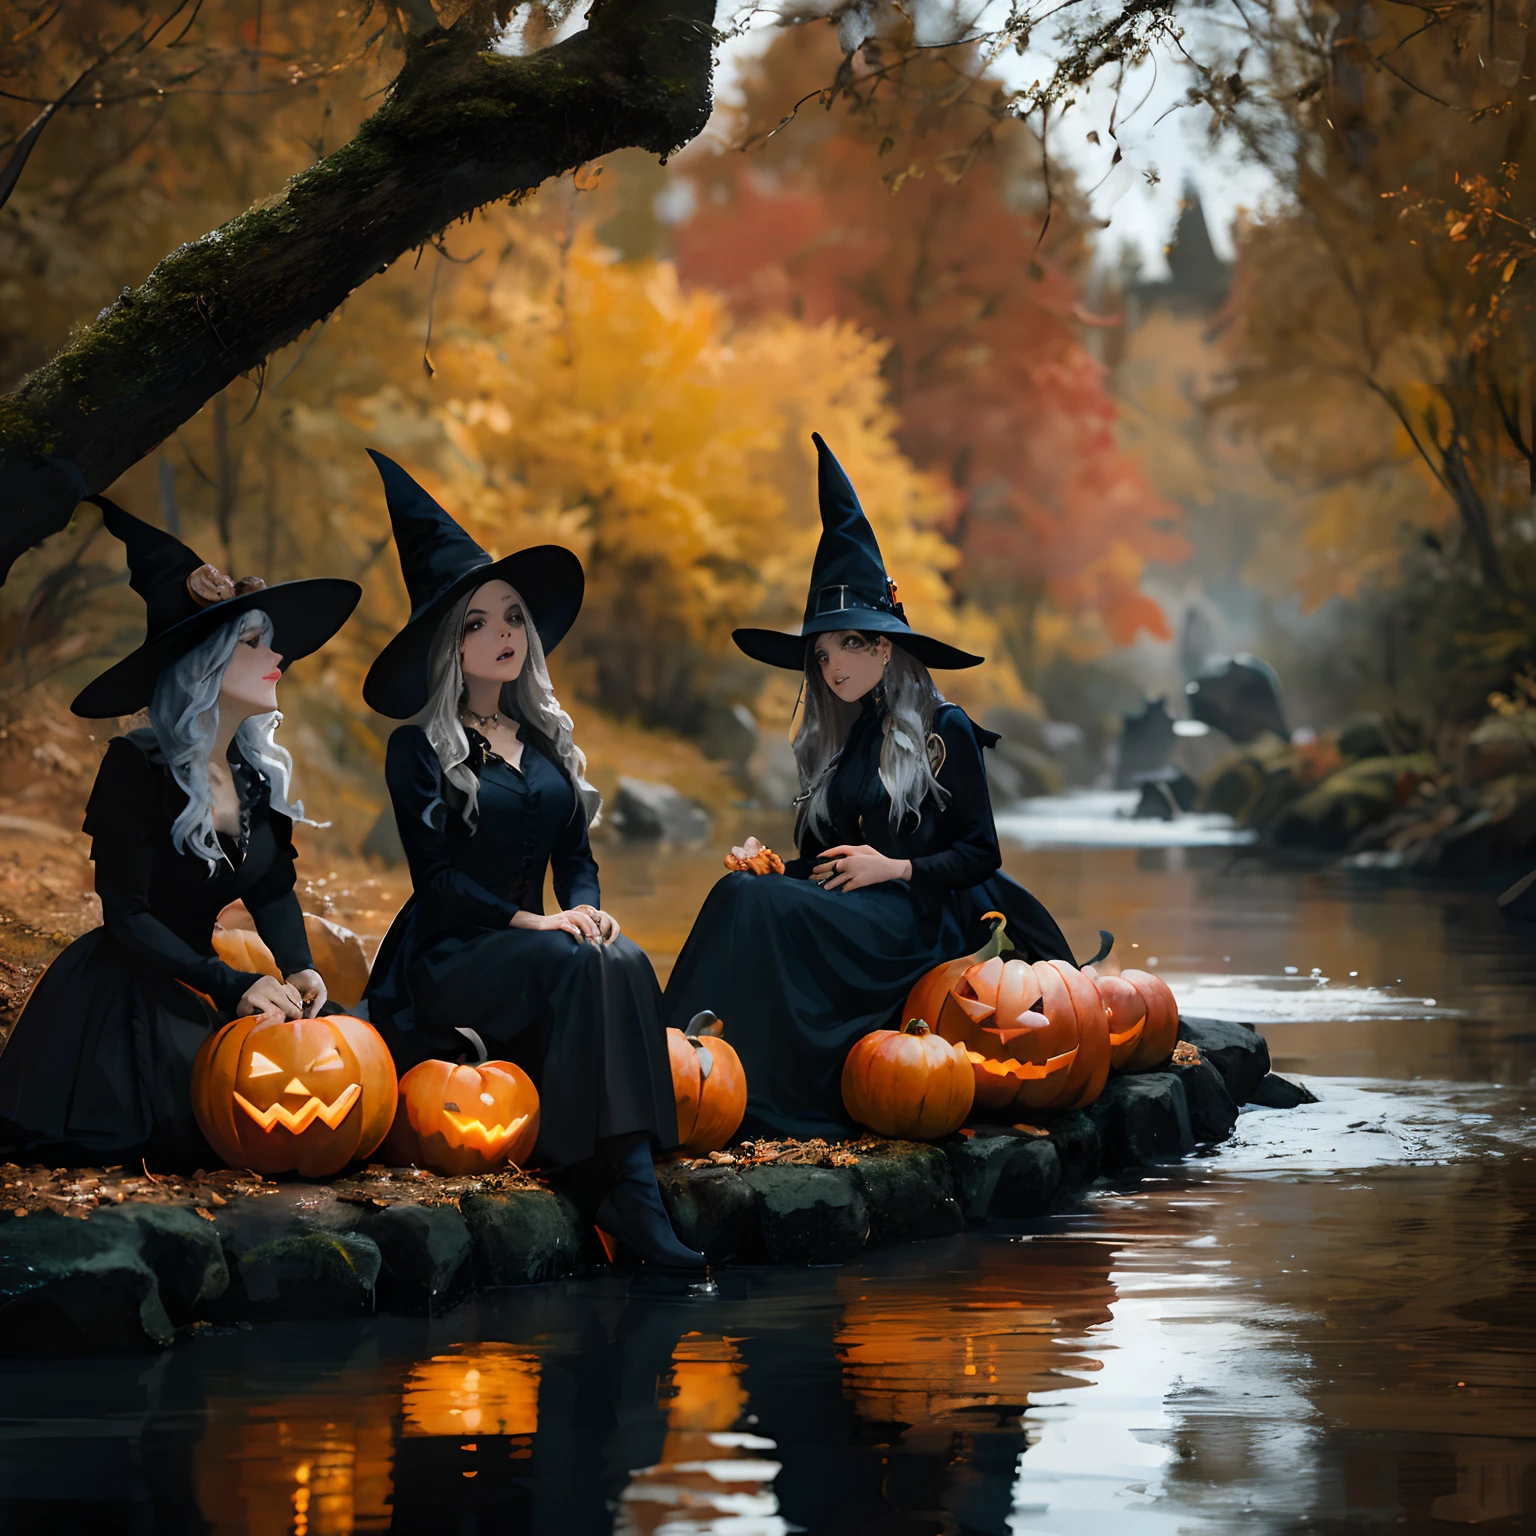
[401,928,678,1169]
[661,871,971,1141]
[0,928,218,1166]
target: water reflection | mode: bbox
[195,1387,394,1535]
[5,842,1536,1533]
[616,1334,786,1535]
[401,1345,540,1438]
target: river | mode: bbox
[2,801,1534,1534]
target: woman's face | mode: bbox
[460,580,528,685]
[813,629,890,704]
[219,625,283,720]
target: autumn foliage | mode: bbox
[673,27,1186,679]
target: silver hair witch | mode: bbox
[422,585,602,830]
[792,637,948,845]
[149,609,315,871]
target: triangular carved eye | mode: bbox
[309,1045,344,1071]
[247,1051,283,1078]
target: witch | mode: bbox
[360,452,702,1269]
[664,434,1100,1141]
[0,499,361,1166]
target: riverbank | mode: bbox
[0,1017,1303,1356]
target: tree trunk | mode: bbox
[0,0,717,582]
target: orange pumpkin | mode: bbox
[1087,970,1149,1070]
[903,909,1008,1046]
[380,1028,540,1174]
[212,911,371,1009]
[667,1011,747,1154]
[191,1013,397,1177]
[1115,968,1180,1073]
[938,953,1111,1113]
[211,924,280,980]
[841,1018,975,1139]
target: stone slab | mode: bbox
[1248,1072,1319,1108]
[1178,1017,1272,1105]
[942,1130,1061,1221]
[1169,1058,1240,1143]
[852,1143,964,1242]
[1088,1074,1196,1169]
[459,1188,585,1286]
[357,1201,474,1315]
[657,1163,762,1264]
[738,1164,869,1264]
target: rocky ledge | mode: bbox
[0,1018,1312,1355]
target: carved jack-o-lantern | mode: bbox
[191,1013,397,1176]
[380,1028,540,1175]
[947,953,1111,1113]
[666,1011,747,1154]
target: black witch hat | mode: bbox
[733,433,983,672]
[70,498,361,719]
[361,451,585,719]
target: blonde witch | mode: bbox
[420,585,602,831]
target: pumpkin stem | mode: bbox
[902,1018,932,1036]
[686,1009,724,1041]
[971,911,1014,964]
[454,1026,489,1065]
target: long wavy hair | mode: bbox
[421,584,601,830]
[149,609,313,871]
[793,634,948,844]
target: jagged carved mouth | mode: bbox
[234,1083,362,1133]
[964,1048,1077,1080]
[440,1109,531,1151]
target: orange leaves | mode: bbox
[672,26,1181,681]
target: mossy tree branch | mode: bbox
[0,0,718,582]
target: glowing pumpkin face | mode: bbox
[192,1014,397,1177]
[381,1056,540,1175]
[938,956,1111,1114]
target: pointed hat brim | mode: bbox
[361,546,585,719]
[732,622,984,671]
[71,578,362,719]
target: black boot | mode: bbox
[596,1133,707,1270]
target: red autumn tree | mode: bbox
[673,24,1186,685]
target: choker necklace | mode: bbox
[462,707,500,730]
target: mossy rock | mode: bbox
[1269,753,1441,851]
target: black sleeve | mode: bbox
[387,727,518,931]
[86,739,263,1015]
[244,801,315,977]
[907,708,1004,893]
[550,793,602,911]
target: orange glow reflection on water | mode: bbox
[617,1333,784,1536]
[400,1345,540,1439]
[194,1394,393,1535]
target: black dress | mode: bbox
[0,729,317,1165]
[364,724,677,1169]
[662,695,1075,1140]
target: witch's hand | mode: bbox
[238,974,306,1023]
[575,904,621,944]
[286,968,327,1018]
[813,844,913,892]
[512,909,595,942]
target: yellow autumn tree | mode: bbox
[53,196,1019,842]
